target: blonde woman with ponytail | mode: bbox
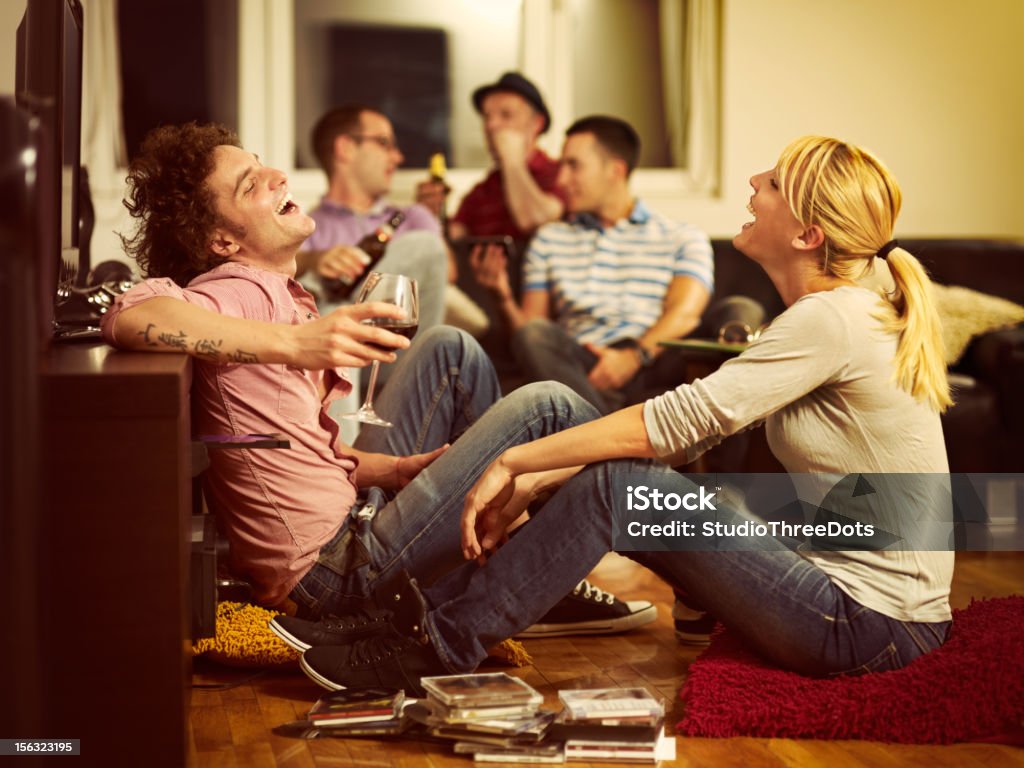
[285,137,956,690]
[772,135,951,411]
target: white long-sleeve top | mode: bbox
[643,286,953,622]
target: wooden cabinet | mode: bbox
[40,343,192,766]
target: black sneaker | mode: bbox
[300,632,447,697]
[515,579,657,638]
[672,598,717,645]
[299,570,447,697]
[269,607,393,652]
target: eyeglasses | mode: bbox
[348,134,401,152]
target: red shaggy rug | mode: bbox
[678,596,1024,744]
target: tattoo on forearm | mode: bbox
[135,322,258,363]
[194,338,222,361]
[138,323,159,346]
[158,330,188,350]
[227,349,259,363]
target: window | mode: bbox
[293,0,521,169]
[571,0,674,168]
[240,0,720,198]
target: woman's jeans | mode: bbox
[422,455,950,677]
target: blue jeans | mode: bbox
[422,450,951,676]
[511,319,684,415]
[289,326,601,619]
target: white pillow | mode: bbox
[930,283,1024,364]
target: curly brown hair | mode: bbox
[120,122,241,286]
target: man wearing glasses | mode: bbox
[296,104,451,334]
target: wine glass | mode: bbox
[342,272,419,428]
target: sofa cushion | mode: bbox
[931,284,1024,365]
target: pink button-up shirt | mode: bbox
[101,263,358,606]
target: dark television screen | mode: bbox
[15,0,85,335]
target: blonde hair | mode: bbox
[775,136,952,412]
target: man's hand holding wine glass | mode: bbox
[343,272,420,428]
[287,301,411,370]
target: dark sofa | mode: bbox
[709,238,1024,473]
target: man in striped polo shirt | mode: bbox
[476,115,713,414]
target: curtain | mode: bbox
[80,0,127,178]
[661,0,719,188]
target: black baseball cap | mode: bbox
[472,72,551,133]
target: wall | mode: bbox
[0,1,25,94]
[667,0,1024,238]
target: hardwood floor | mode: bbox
[188,552,1024,767]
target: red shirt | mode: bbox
[452,149,566,240]
[101,263,358,607]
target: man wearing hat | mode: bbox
[420,72,566,242]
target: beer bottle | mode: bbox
[323,209,406,302]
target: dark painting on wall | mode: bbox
[328,24,450,168]
[118,0,238,161]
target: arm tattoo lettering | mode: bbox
[227,349,259,364]
[157,330,188,350]
[194,338,223,361]
[138,323,159,346]
[133,323,257,363]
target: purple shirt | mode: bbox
[301,199,440,251]
[101,263,358,607]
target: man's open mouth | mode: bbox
[276,193,298,215]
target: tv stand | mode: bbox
[40,341,192,766]
[52,324,102,341]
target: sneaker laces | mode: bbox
[321,607,391,631]
[345,633,409,666]
[573,579,615,605]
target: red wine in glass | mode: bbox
[342,273,419,427]
[364,319,418,351]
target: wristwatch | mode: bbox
[619,338,654,368]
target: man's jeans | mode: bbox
[422,453,950,677]
[511,319,681,415]
[289,326,602,619]
[510,297,768,415]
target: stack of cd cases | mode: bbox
[421,672,562,763]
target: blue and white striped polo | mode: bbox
[522,199,714,346]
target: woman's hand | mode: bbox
[462,455,521,562]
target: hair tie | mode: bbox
[876,239,899,260]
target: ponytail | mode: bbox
[876,247,953,412]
